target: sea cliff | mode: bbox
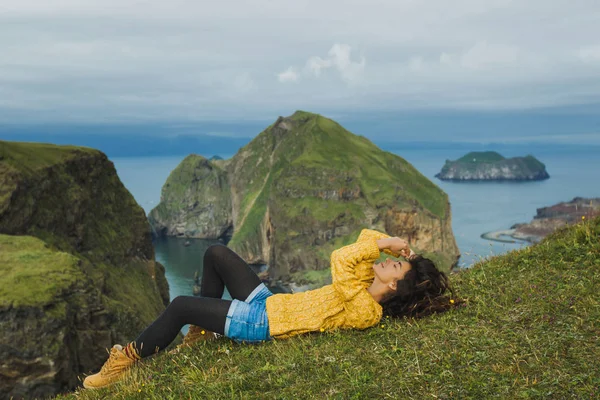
[0,141,174,400]
[481,197,600,244]
[511,197,600,243]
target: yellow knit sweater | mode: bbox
[265,229,401,339]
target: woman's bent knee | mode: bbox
[205,243,228,259]
[170,295,190,309]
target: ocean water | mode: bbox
[110,145,600,309]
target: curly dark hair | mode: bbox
[381,255,465,319]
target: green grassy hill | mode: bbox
[224,110,457,281]
[55,216,599,399]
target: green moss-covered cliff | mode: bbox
[435,151,550,181]
[148,155,233,240]
[149,111,460,286]
[0,141,174,400]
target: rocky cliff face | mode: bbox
[0,141,172,400]
[510,197,600,242]
[148,155,233,240]
[435,151,550,181]
[150,111,460,286]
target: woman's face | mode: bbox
[373,258,412,286]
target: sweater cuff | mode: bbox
[366,238,381,260]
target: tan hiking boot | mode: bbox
[83,343,141,389]
[168,325,218,354]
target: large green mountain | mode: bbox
[149,111,460,286]
[0,141,173,400]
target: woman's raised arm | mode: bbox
[356,228,403,258]
[330,239,381,301]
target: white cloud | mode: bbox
[304,44,366,83]
[276,43,366,85]
[306,56,330,77]
[277,67,299,83]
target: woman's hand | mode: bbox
[388,237,410,255]
[403,248,419,261]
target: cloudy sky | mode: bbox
[2,0,600,143]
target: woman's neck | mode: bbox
[367,280,392,304]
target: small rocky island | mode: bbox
[482,197,600,244]
[435,151,550,181]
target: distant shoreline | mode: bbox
[481,229,536,244]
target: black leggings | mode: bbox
[132,244,263,358]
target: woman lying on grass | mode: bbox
[82,229,459,389]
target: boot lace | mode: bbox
[100,347,120,376]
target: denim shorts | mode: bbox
[224,283,274,344]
